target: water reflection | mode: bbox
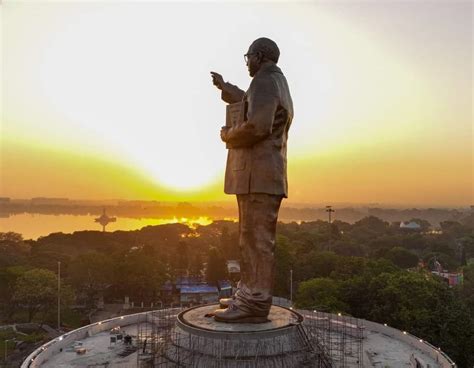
[0,213,217,240]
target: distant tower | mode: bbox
[94,208,117,232]
[326,206,335,223]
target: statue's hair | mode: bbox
[250,38,280,63]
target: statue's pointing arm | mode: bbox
[224,77,279,148]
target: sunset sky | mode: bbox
[1,1,472,206]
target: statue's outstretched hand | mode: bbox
[211,71,225,90]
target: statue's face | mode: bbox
[246,46,260,77]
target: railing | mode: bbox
[21,306,456,368]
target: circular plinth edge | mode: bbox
[177,304,303,340]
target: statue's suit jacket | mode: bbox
[221,63,293,197]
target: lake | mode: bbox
[0,213,219,240]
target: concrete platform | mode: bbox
[159,304,318,367]
[178,304,303,337]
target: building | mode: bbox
[400,221,421,230]
[217,280,232,298]
[226,260,240,282]
[432,271,463,287]
[31,197,69,205]
[179,285,219,304]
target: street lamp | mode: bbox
[325,206,335,223]
[4,339,13,363]
[58,261,61,332]
[290,269,293,307]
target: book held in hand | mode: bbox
[226,101,246,127]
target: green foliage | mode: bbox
[274,235,294,297]
[331,256,367,280]
[295,251,338,281]
[408,218,431,231]
[350,216,390,242]
[383,247,419,268]
[440,221,469,239]
[68,252,114,307]
[423,252,458,272]
[220,226,240,259]
[295,278,348,312]
[460,263,474,312]
[114,246,166,302]
[206,247,227,286]
[13,268,74,323]
[17,332,44,343]
[0,232,30,268]
[331,240,366,257]
[189,253,203,277]
[2,216,473,365]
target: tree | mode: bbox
[189,253,203,277]
[206,247,227,286]
[424,253,458,272]
[460,263,474,312]
[332,240,365,257]
[294,251,339,282]
[353,216,389,233]
[0,232,29,268]
[295,278,348,312]
[220,226,231,258]
[331,256,367,280]
[440,221,467,238]
[0,232,23,243]
[408,218,431,231]
[274,235,294,297]
[220,226,240,260]
[384,247,419,268]
[115,247,166,302]
[333,259,398,317]
[364,271,474,366]
[0,266,28,319]
[13,268,74,322]
[68,252,114,308]
[168,241,189,274]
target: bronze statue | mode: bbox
[210,37,293,323]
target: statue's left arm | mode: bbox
[223,77,278,148]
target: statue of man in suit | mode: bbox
[210,37,293,323]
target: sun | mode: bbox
[135,146,223,191]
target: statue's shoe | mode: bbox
[219,297,234,309]
[214,304,269,323]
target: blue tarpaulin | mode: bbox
[180,285,219,294]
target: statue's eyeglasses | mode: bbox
[244,53,256,63]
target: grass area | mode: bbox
[0,328,44,359]
[0,339,16,360]
[58,308,85,329]
[7,308,87,330]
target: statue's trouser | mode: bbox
[234,193,283,317]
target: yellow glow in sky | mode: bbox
[1,1,472,206]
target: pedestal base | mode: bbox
[158,304,316,367]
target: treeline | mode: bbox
[1,214,473,365]
[274,216,474,366]
[0,221,239,324]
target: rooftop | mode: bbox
[22,308,456,368]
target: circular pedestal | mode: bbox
[158,304,315,367]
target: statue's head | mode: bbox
[245,37,280,77]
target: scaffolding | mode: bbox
[137,308,181,367]
[136,306,363,368]
[298,309,364,368]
